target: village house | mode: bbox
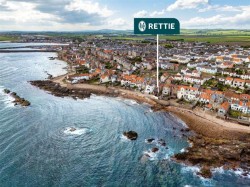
[199,92,210,104]
[224,91,240,103]
[231,101,250,114]
[183,75,205,85]
[240,74,250,80]
[120,75,145,89]
[232,78,245,88]
[145,85,155,94]
[225,77,234,86]
[187,61,208,68]
[162,84,171,96]
[177,85,200,101]
[218,102,230,115]
[160,73,169,83]
[218,61,234,69]
[100,74,111,83]
[172,75,183,81]
[68,73,91,83]
[196,66,217,74]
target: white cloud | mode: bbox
[198,5,243,12]
[183,6,250,28]
[0,1,60,23]
[167,0,209,11]
[133,10,148,18]
[107,18,126,27]
[150,9,165,17]
[65,0,113,17]
[133,9,166,18]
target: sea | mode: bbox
[0,43,249,187]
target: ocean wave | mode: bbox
[120,134,130,142]
[143,149,158,161]
[211,167,224,174]
[180,148,186,153]
[230,168,250,179]
[181,165,200,174]
[63,127,90,135]
[181,165,214,186]
[123,99,139,106]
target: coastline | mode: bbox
[30,74,250,178]
[30,76,250,178]
[29,67,250,179]
[46,72,250,140]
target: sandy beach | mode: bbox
[166,106,250,140]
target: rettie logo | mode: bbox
[134,18,180,34]
[138,21,146,32]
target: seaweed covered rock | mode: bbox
[3,89,10,94]
[123,131,138,140]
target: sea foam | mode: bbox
[0,86,15,108]
[63,127,90,135]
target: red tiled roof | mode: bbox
[220,102,230,110]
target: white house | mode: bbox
[100,74,110,83]
[69,74,90,83]
[231,101,250,114]
[240,74,250,80]
[145,85,155,94]
[232,78,245,88]
[196,66,217,74]
[177,86,199,101]
[225,77,233,85]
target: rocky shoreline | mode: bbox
[173,135,250,178]
[30,80,119,99]
[3,89,30,106]
[29,79,250,179]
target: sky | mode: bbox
[0,0,249,31]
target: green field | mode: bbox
[107,29,250,45]
[160,35,250,43]
[0,35,18,41]
[1,29,250,45]
[108,35,250,45]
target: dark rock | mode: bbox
[3,89,10,94]
[242,172,249,177]
[197,166,212,178]
[21,100,31,106]
[146,138,155,143]
[123,131,138,140]
[69,127,76,132]
[158,139,166,146]
[152,147,159,153]
[4,89,30,107]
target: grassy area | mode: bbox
[180,29,250,35]
[0,35,18,41]
[107,35,250,45]
[1,29,249,44]
[107,29,250,44]
[160,35,250,44]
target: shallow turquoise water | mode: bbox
[0,44,249,187]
